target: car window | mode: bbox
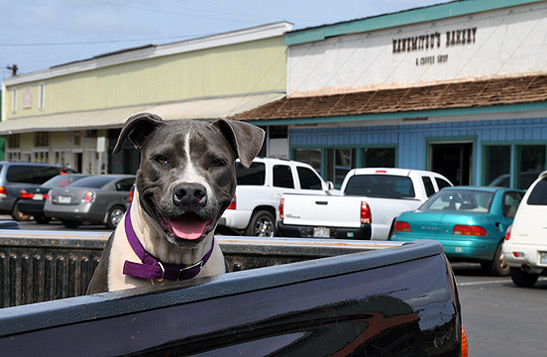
[236,162,265,186]
[69,176,114,188]
[527,177,547,205]
[116,178,135,192]
[33,166,64,184]
[422,176,435,197]
[273,165,295,189]
[503,191,523,218]
[297,167,322,190]
[42,175,88,188]
[435,177,452,190]
[6,166,34,183]
[344,175,415,198]
[6,165,62,184]
[422,190,493,212]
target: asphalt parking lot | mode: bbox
[453,263,547,356]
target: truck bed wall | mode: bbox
[0,230,399,308]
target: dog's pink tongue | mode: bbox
[169,214,207,240]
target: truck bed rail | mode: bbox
[0,230,405,308]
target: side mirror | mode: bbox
[327,181,335,191]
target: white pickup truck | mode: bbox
[278,168,452,240]
[217,158,332,237]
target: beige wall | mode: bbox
[5,37,287,119]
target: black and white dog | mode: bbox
[87,113,264,293]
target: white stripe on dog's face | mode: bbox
[178,132,213,194]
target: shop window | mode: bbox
[8,134,20,149]
[517,145,546,189]
[362,147,395,167]
[34,132,49,147]
[294,149,322,172]
[327,148,356,188]
[74,131,81,146]
[484,146,511,187]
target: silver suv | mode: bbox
[0,162,75,220]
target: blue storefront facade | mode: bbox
[289,115,547,188]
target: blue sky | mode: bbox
[0,0,450,78]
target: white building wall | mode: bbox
[288,2,547,96]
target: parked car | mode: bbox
[217,158,333,237]
[392,186,524,276]
[488,170,541,189]
[44,175,135,229]
[0,162,77,221]
[278,168,452,240]
[502,170,547,287]
[18,174,91,224]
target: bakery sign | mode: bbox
[392,27,477,66]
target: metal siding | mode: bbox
[291,117,547,170]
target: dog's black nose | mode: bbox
[173,183,207,211]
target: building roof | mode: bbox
[229,75,547,122]
[3,22,293,86]
[286,0,544,46]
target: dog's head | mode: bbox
[114,113,265,248]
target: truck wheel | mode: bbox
[509,267,539,287]
[482,242,510,276]
[106,206,125,230]
[11,201,30,221]
[245,210,275,237]
[62,220,80,229]
[34,215,51,224]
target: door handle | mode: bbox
[315,201,328,205]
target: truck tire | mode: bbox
[106,205,125,230]
[245,210,275,237]
[11,201,30,221]
[509,267,539,287]
[482,242,510,276]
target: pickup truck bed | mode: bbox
[0,231,463,355]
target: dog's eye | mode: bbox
[154,155,168,165]
[210,158,226,168]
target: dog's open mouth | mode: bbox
[158,212,215,241]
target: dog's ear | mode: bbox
[212,119,265,168]
[113,113,165,155]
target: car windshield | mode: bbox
[41,175,88,188]
[68,176,115,189]
[421,189,494,213]
[344,174,415,198]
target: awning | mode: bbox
[0,93,284,135]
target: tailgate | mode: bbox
[282,194,361,228]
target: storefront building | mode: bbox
[232,0,547,189]
[0,22,293,174]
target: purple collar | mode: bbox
[122,205,215,281]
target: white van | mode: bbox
[502,170,547,287]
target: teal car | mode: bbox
[391,186,524,276]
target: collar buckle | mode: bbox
[177,260,203,281]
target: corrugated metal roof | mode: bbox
[0,93,284,134]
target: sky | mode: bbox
[0,0,452,79]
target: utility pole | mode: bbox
[7,64,18,76]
